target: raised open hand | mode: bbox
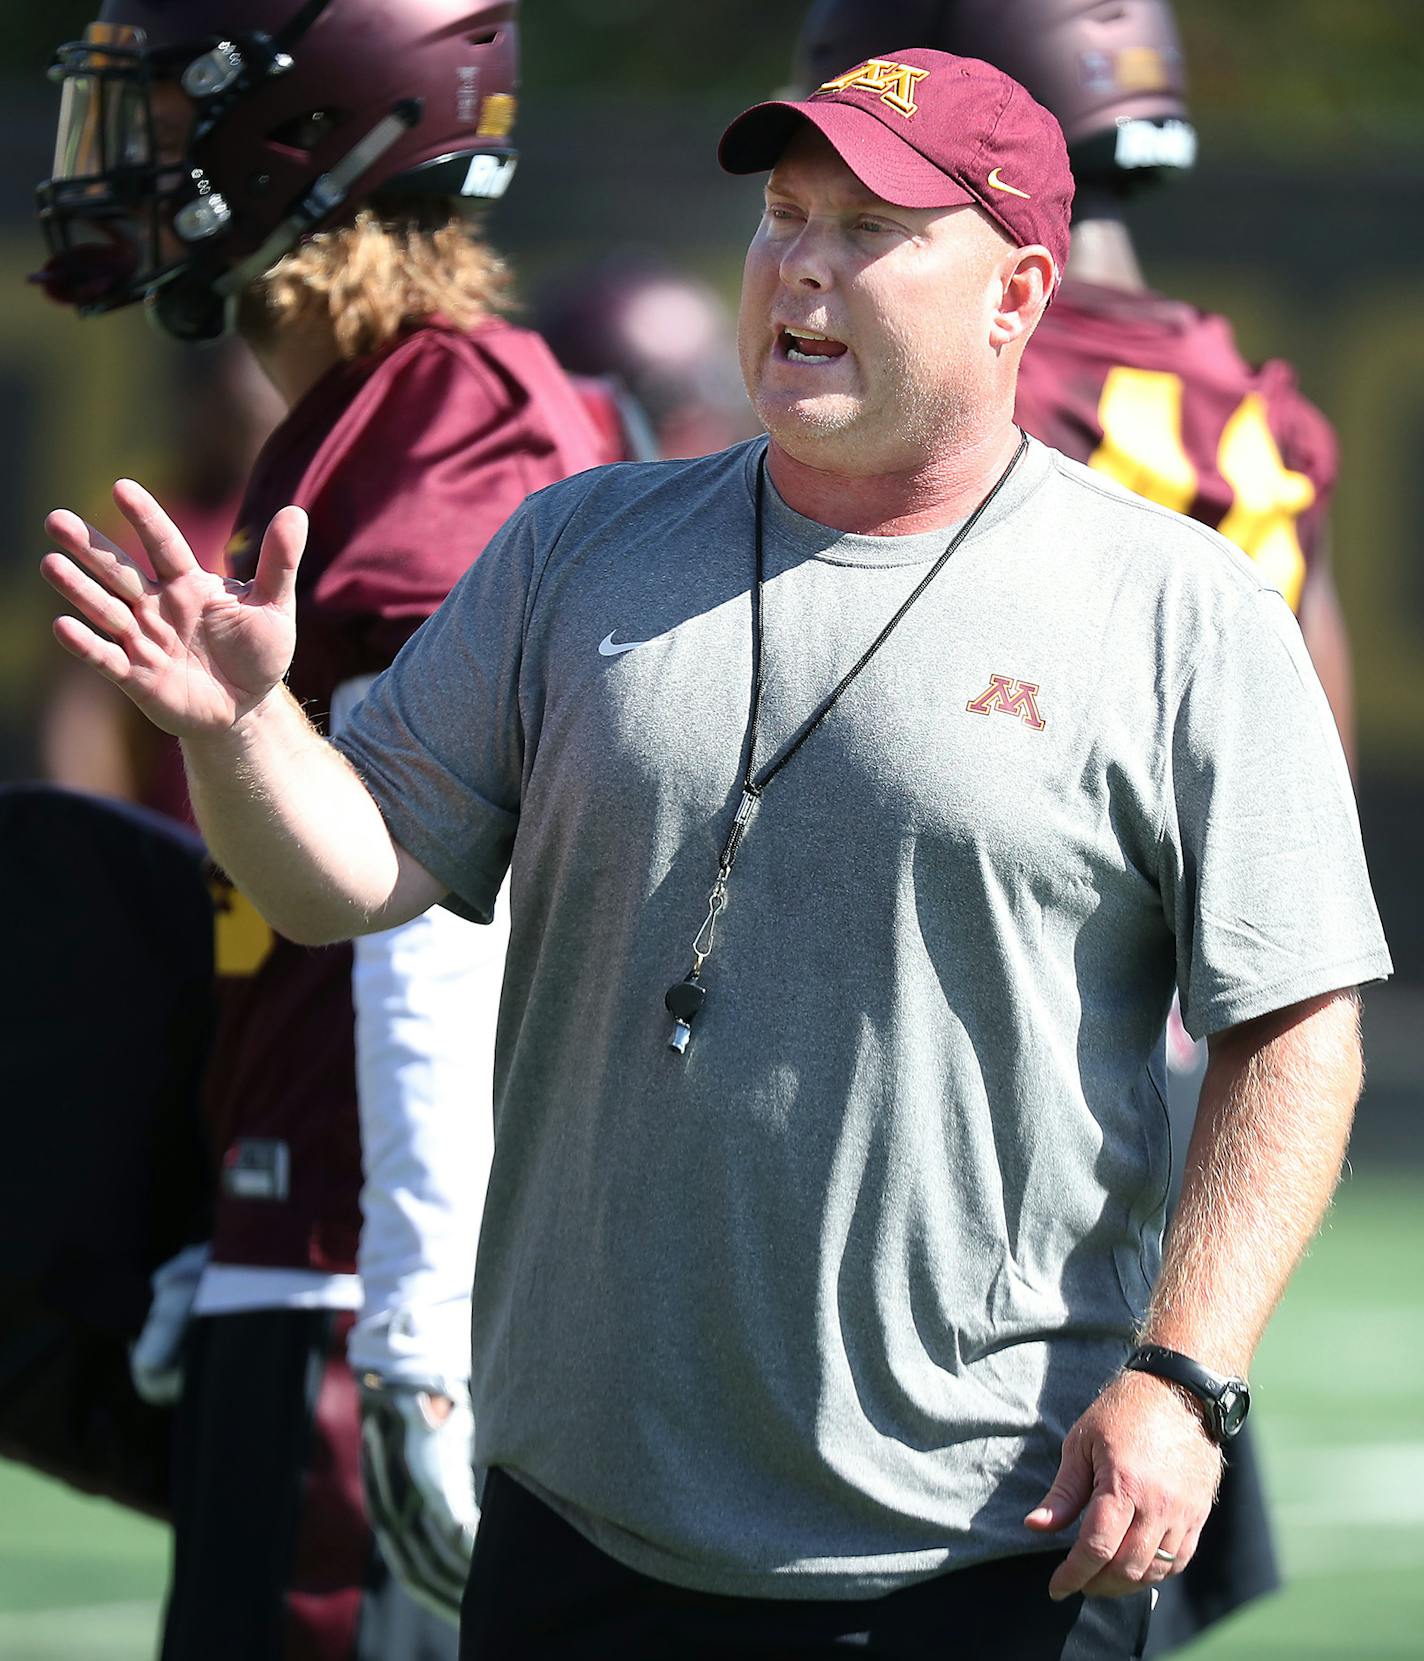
[41,479,307,738]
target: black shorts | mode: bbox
[459,1468,1152,1660]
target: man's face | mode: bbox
[737,125,1016,474]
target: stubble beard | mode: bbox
[756,371,973,477]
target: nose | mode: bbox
[778,222,833,293]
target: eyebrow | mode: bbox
[763,171,894,213]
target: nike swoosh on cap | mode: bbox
[598,632,653,656]
[987,167,1032,200]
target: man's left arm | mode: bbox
[1026,986,1364,1599]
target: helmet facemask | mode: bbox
[35,23,201,316]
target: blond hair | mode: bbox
[244,204,512,361]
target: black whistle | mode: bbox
[664,972,707,1055]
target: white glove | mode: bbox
[357,1372,478,1622]
[128,1241,210,1406]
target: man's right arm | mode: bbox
[184,685,446,944]
[41,478,445,944]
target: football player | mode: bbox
[792,1,1353,1654]
[35,2,617,1655]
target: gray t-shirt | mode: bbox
[337,435,1390,1598]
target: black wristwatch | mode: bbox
[1124,1344,1251,1444]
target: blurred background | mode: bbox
[0,2,1420,1657]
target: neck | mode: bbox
[766,421,1024,536]
[243,320,345,411]
[1064,211,1147,292]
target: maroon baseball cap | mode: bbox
[718,47,1073,279]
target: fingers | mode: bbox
[41,549,146,646]
[52,612,133,683]
[1048,1488,1136,1600]
[43,551,160,695]
[1095,1501,1173,1590]
[1025,1435,1092,1534]
[112,477,199,579]
[1161,1513,1205,1577]
[44,508,155,602]
[1039,1367,1225,1602]
[250,505,308,610]
[1143,1531,1186,1585]
[1053,1499,1204,1601]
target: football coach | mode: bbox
[43,48,1389,1661]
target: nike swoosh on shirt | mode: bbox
[599,632,655,656]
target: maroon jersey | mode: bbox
[207,318,616,1273]
[1015,280,1337,614]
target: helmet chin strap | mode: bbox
[215,99,424,301]
[149,99,424,342]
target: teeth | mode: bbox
[780,325,845,365]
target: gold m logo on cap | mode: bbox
[817,58,929,119]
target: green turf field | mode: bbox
[2,1167,1420,1660]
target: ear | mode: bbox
[989,246,1055,350]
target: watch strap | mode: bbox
[1123,1343,1250,1443]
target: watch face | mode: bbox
[1218,1381,1250,1438]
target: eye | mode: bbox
[856,215,895,234]
[761,203,806,237]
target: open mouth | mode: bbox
[777,326,849,364]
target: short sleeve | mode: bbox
[1159,589,1391,1038]
[332,497,542,925]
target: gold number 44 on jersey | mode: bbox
[1090,368,1313,613]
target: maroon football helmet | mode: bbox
[35,0,519,340]
[793,0,1196,189]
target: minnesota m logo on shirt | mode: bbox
[966,674,1046,731]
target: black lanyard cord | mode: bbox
[668,428,1030,1052]
[730,428,1029,846]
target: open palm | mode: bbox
[41,479,307,737]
